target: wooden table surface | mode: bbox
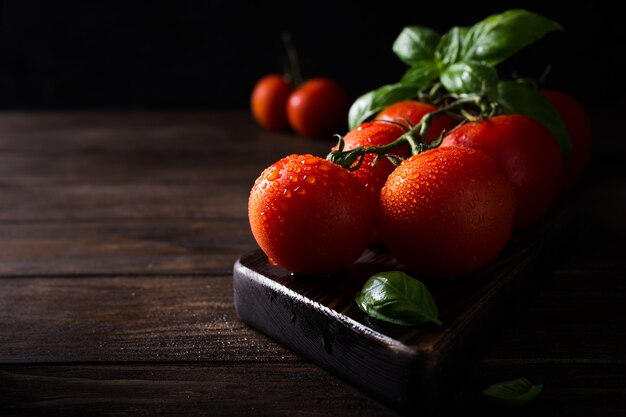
[0,110,624,416]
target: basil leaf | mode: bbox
[435,26,468,66]
[440,61,498,98]
[348,84,417,129]
[393,26,441,66]
[462,9,562,65]
[482,378,543,407]
[497,81,570,161]
[355,271,442,326]
[400,60,440,87]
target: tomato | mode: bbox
[248,154,374,274]
[379,146,516,278]
[334,121,409,242]
[376,100,458,142]
[250,74,293,130]
[287,78,349,137]
[441,115,562,229]
[540,90,592,190]
[335,121,409,203]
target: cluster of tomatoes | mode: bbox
[251,75,348,137]
[248,92,591,278]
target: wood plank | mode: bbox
[0,183,251,221]
[0,220,255,276]
[0,364,399,417]
[1,361,624,417]
[0,276,295,364]
[0,111,332,154]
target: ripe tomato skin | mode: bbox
[248,154,374,274]
[287,78,349,137]
[335,121,409,242]
[441,115,562,229]
[250,74,293,130]
[540,90,592,190]
[376,100,458,142]
[336,121,409,205]
[379,146,516,278]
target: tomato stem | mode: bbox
[282,32,303,86]
[327,94,494,171]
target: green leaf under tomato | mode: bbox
[440,61,498,99]
[355,271,442,326]
[393,26,441,66]
[461,9,562,65]
[482,378,543,407]
[497,81,571,162]
[348,84,417,130]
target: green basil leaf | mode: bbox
[399,60,440,87]
[482,378,543,407]
[355,271,442,326]
[348,84,417,129]
[497,81,570,161]
[462,9,562,65]
[440,61,498,98]
[393,26,441,66]
[435,26,468,66]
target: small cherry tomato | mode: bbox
[376,100,458,142]
[287,78,349,137]
[379,146,516,278]
[540,90,592,190]
[251,74,293,130]
[248,154,374,274]
[441,115,562,229]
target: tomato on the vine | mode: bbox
[248,154,374,274]
[333,121,409,242]
[250,74,293,130]
[379,146,515,278]
[287,78,349,137]
[376,100,458,142]
[540,90,592,189]
[335,121,409,204]
[441,115,562,229]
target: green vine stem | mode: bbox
[327,93,498,171]
[282,32,303,86]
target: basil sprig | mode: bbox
[355,271,442,326]
[481,378,544,407]
[348,9,567,160]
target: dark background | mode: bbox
[0,0,621,109]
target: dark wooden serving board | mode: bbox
[233,206,572,414]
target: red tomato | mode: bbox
[376,100,458,142]
[540,90,592,190]
[250,74,293,130]
[335,121,409,205]
[287,78,349,137]
[379,146,516,278]
[248,154,374,274]
[334,121,409,242]
[441,115,562,229]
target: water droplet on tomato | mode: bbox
[305,175,316,184]
[267,170,279,181]
[283,189,292,198]
[304,156,318,165]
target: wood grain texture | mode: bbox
[0,276,295,364]
[0,110,624,416]
[0,220,255,276]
